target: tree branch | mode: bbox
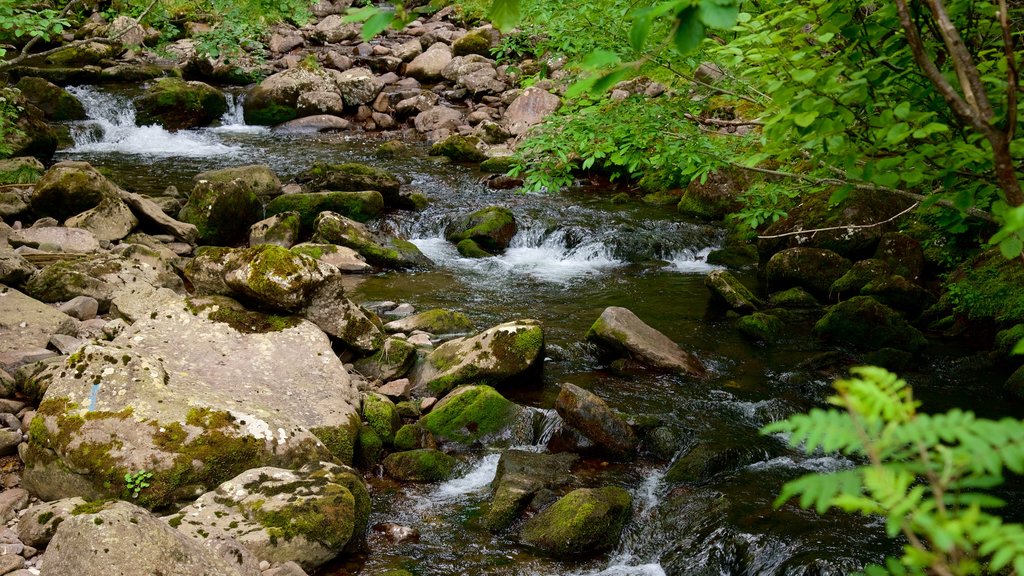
[756,202,920,239]
[998,0,1019,142]
[683,113,763,127]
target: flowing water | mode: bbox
[54,85,1024,576]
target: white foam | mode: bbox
[665,246,721,273]
[424,452,500,505]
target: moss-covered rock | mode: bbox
[935,248,1024,329]
[874,232,925,282]
[765,247,852,299]
[135,78,227,131]
[813,296,927,352]
[15,77,86,121]
[429,134,487,163]
[313,211,431,269]
[383,308,475,335]
[1005,364,1024,399]
[221,244,332,312]
[265,191,385,233]
[193,164,281,200]
[178,179,261,245]
[30,161,119,221]
[382,449,456,482]
[374,140,409,158]
[519,487,632,557]
[393,423,435,451]
[706,243,758,268]
[296,162,401,206]
[479,156,515,173]
[666,436,772,484]
[768,286,820,309]
[444,206,517,253]
[453,29,495,56]
[456,238,491,258]
[44,41,117,66]
[362,392,401,445]
[0,156,44,186]
[704,269,762,313]
[243,66,345,126]
[483,450,578,532]
[421,385,531,447]
[356,423,384,468]
[996,324,1024,358]
[829,259,892,298]
[736,312,784,344]
[861,347,914,372]
[555,383,636,459]
[862,274,933,317]
[353,338,417,381]
[249,211,301,248]
[676,168,750,220]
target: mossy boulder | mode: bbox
[362,392,401,445]
[706,243,759,268]
[375,140,409,158]
[420,385,532,447]
[356,423,385,468]
[456,238,491,258]
[352,337,417,381]
[736,312,784,344]
[429,134,487,163]
[666,436,773,484]
[382,308,475,335]
[14,77,86,121]
[382,449,457,482]
[171,462,370,571]
[444,206,518,253]
[829,259,892,298]
[221,244,334,312]
[484,450,578,532]
[290,242,371,273]
[768,287,819,309]
[480,156,515,174]
[44,41,117,66]
[586,306,705,377]
[249,212,301,248]
[135,78,227,131]
[393,423,435,451]
[813,296,927,352]
[765,247,852,299]
[193,165,282,200]
[862,274,933,317]
[676,168,749,220]
[313,211,431,269]
[266,191,385,233]
[30,161,119,221]
[453,29,495,56]
[1005,364,1024,399]
[555,383,636,460]
[412,319,545,397]
[0,156,44,186]
[874,232,926,282]
[179,179,261,245]
[296,162,401,206]
[520,487,632,557]
[243,66,345,126]
[934,248,1024,329]
[704,269,762,313]
[996,324,1024,358]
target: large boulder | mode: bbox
[555,383,636,459]
[412,319,545,397]
[30,162,120,221]
[265,191,385,232]
[352,337,417,381]
[0,87,56,159]
[382,448,456,482]
[21,297,361,506]
[64,196,138,242]
[0,286,75,371]
[585,307,705,377]
[704,269,762,313]
[313,211,430,269]
[420,385,533,447]
[8,226,101,253]
[520,487,632,557]
[243,67,346,125]
[249,212,301,248]
[483,450,578,532]
[295,162,401,206]
[193,165,282,200]
[812,296,927,352]
[170,462,369,571]
[413,105,464,133]
[39,500,258,576]
[382,309,474,335]
[764,247,852,299]
[135,78,228,130]
[405,43,452,82]
[0,245,35,286]
[14,77,86,121]
[444,206,517,253]
[676,168,749,220]
[179,179,262,245]
[441,55,505,95]
[336,67,383,106]
[504,87,560,136]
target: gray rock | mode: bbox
[395,92,438,118]
[261,562,309,576]
[313,211,431,269]
[30,161,118,221]
[765,247,852,299]
[383,309,474,334]
[244,67,347,125]
[0,488,28,524]
[275,114,350,133]
[336,67,383,106]
[406,42,452,82]
[312,14,359,43]
[57,295,99,320]
[504,87,560,136]
[48,334,84,355]
[8,226,101,253]
[193,165,282,201]
[18,497,87,547]
[291,243,370,273]
[352,337,416,381]
[393,39,423,62]
[40,500,258,576]
[0,245,35,286]
[413,105,462,133]
[484,450,578,531]
[249,212,301,249]
[296,90,345,116]
[0,285,76,361]
[269,32,304,54]
[179,179,262,246]
[376,378,413,399]
[0,429,22,456]
[0,369,13,397]
[221,244,336,311]
[118,189,199,243]
[0,555,25,574]
[64,197,138,242]
[555,383,637,459]
[302,283,385,354]
[585,307,706,377]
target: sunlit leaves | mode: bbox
[488,0,521,33]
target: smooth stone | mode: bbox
[57,295,99,320]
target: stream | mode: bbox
[53,84,1023,576]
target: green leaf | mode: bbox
[360,10,394,41]
[488,0,521,33]
[998,234,1023,259]
[342,5,379,23]
[672,6,705,54]
[698,0,739,29]
[1013,338,1024,355]
[792,111,819,127]
[791,68,816,83]
[630,10,652,52]
[581,49,621,70]
[893,101,911,119]
[886,122,912,145]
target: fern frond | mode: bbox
[773,467,865,514]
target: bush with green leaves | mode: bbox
[765,366,1024,575]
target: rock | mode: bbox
[99,63,164,82]
[413,105,463,133]
[18,497,87,547]
[290,243,370,273]
[118,190,200,243]
[0,428,20,455]
[406,43,452,82]
[504,87,560,136]
[1005,364,1024,399]
[9,226,101,253]
[352,338,417,381]
[829,259,892,298]
[420,384,531,448]
[377,378,413,399]
[441,55,505,95]
[48,333,85,355]
[704,270,761,313]
[265,191,384,233]
[355,423,384,468]
[188,244,329,311]
[296,162,400,205]
[483,450,578,531]
[0,245,36,285]
[0,487,28,523]
[764,247,852,299]
[0,555,24,574]
[412,319,544,397]
[429,134,487,163]
[676,168,749,220]
[193,165,281,200]
[336,67,383,106]
[296,90,345,116]
[39,500,258,576]
[444,206,517,253]
[109,15,146,46]
[555,383,636,459]
[64,196,138,242]
[313,211,430,269]
[179,179,262,246]
[382,448,456,482]
[14,77,85,121]
[300,279,385,353]
[666,436,773,484]
[171,462,369,571]
[520,487,632,557]
[452,28,496,56]
[0,87,56,159]
[813,296,927,352]
[243,67,347,125]
[21,297,361,506]
[736,312,784,344]
[382,309,474,334]
[0,286,76,369]
[874,232,925,282]
[586,307,705,377]
[249,212,301,248]
[30,161,119,221]
[312,14,359,43]
[261,562,309,576]
[861,273,933,317]
[275,114,350,132]
[136,78,228,130]
[362,392,400,445]
[768,287,819,309]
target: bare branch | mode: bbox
[683,113,763,127]
[756,202,920,240]
[924,0,995,120]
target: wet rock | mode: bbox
[520,487,632,557]
[265,191,384,233]
[429,134,487,163]
[243,67,347,125]
[193,165,282,200]
[382,448,456,482]
[383,309,474,334]
[291,243,370,273]
[555,383,636,459]
[736,312,784,344]
[249,212,301,248]
[99,63,164,82]
[444,206,517,253]
[765,247,852,299]
[813,296,927,352]
[420,385,532,447]
[336,67,383,106]
[676,168,749,220]
[861,274,933,317]
[413,105,463,133]
[0,87,57,159]
[484,450,578,531]
[586,307,705,377]
[768,287,820,309]
[40,500,258,576]
[296,162,401,206]
[372,523,420,544]
[666,436,772,484]
[829,259,892,298]
[313,211,430,269]
[30,162,119,221]
[874,232,925,282]
[171,462,369,572]
[14,77,86,121]
[704,270,761,313]
[406,42,452,82]
[412,319,544,397]
[64,196,138,242]
[179,179,262,245]
[504,87,560,136]
[136,78,228,131]
[353,338,417,381]
[362,392,401,445]
[275,114,350,132]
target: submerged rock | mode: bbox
[704,269,762,313]
[520,487,632,557]
[555,383,636,459]
[586,307,705,377]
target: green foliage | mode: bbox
[765,366,1024,575]
[124,469,153,498]
[0,3,71,57]
[730,181,800,229]
[0,90,23,157]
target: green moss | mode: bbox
[452,31,491,56]
[135,78,228,130]
[421,385,519,444]
[37,511,54,525]
[479,156,515,173]
[355,424,384,469]
[813,296,927,352]
[996,324,1024,357]
[374,140,408,158]
[393,423,423,451]
[445,206,517,252]
[251,484,358,549]
[311,416,359,465]
[429,135,487,163]
[736,312,784,344]
[244,101,298,126]
[168,514,184,528]
[297,162,400,196]
[520,487,632,556]
[265,191,385,232]
[942,249,1024,327]
[382,449,456,482]
[768,287,819,309]
[290,244,328,260]
[362,394,399,445]
[71,500,112,515]
[457,238,491,258]
[178,180,261,245]
[406,192,430,211]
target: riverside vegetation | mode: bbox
[0,0,1023,575]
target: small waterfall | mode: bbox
[64,85,243,156]
[212,92,267,134]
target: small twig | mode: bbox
[683,113,764,127]
[756,202,919,239]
